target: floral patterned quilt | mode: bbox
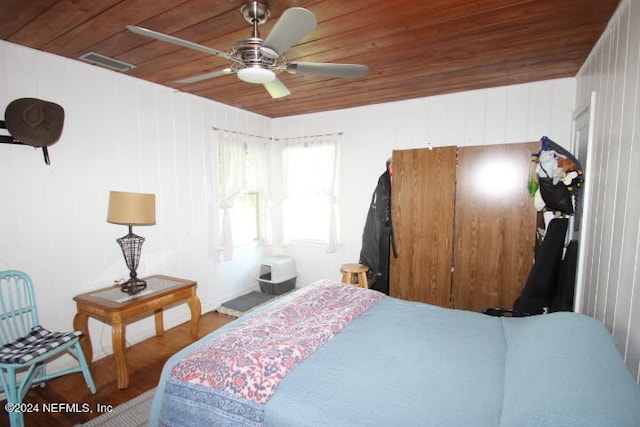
[159,279,383,426]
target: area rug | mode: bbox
[76,387,155,426]
[215,291,278,318]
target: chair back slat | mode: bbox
[0,270,39,345]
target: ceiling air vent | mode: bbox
[79,52,135,72]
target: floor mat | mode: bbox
[216,291,278,318]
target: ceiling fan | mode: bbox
[127,1,369,99]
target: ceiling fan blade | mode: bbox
[287,62,369,78]
[262,8,317,56]
[263,78,291,99]
[127,25,233,61]
[175,68,234,84]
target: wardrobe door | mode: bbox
[390,146,457,306]
[451,141,538,312]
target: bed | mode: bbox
[150,279,640,426]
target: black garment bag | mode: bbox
[359,166,397,294]
[485,218,569,316]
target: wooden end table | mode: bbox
[73,275,201,389]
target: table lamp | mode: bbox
[107,191,156,294]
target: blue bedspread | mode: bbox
[150,281,640,426]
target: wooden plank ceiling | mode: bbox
[1,0,619,118]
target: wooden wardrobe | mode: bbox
[390,142,538,312]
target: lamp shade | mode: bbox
[107,191,156,225]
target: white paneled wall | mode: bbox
[0,40,271,364]
[272,78,576,291]
[575,0,640,381]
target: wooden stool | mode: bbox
[340,263,369,289]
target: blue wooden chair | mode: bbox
[0,270,96,427]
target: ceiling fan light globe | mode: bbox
[237,67,276,84]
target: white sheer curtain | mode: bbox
[213,129,270,260]
[281,134,340,252]
[215,131,245,261]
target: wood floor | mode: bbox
[0,311,235,427]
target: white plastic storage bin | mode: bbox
[258,256,297,295]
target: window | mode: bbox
[281,134,340,251]
[214,129,270,260]
[226,149,259,246]
[283,194,329,242]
